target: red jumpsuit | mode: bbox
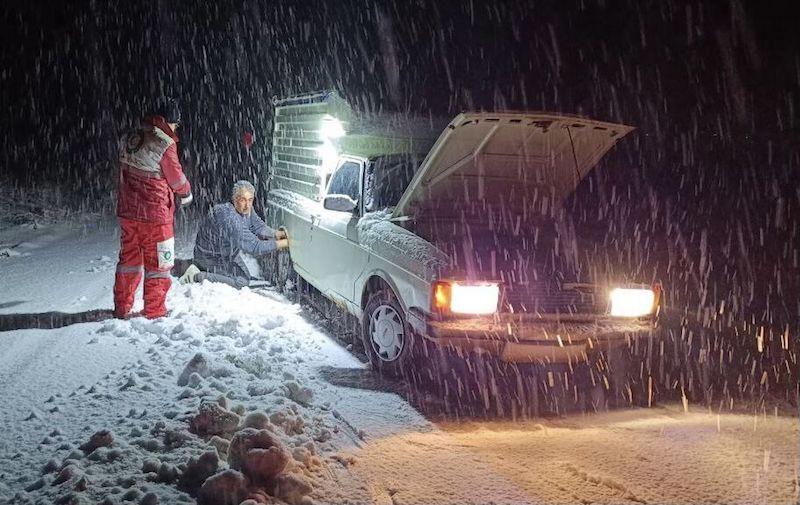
[113,116,191,319]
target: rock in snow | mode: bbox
[52,464,80,485]
[24,477,46,492]
[179,450,220,493]
[141,458,160,474]
[242,411,272,430]
[209,435,231,461]
[189,401,240,436]
[274,472,314,505]
[42,458,60,474]
[284,381,314,406]
[270,409,305,435]
[177,352,212,386]
[228,428,291,483]
[140,492,159,505]
[79,429,114,454]
[154,462,180,484]
[196,469,249,505]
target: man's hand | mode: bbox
[276,238,289,250]
[275,229,287,240]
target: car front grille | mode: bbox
[501,283,605,315]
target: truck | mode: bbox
[264,91,661,404]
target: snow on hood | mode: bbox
[393,112,634,218]
[268,188,324,218]
[357,210,448,280]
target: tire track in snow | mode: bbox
[0,309,114,331]
[0,330,59,394]
[563,461,647,504]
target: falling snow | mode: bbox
[0,1,798,504]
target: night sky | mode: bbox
[0,0,797,405]
[1,1,797,188]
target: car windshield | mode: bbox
[364,154,419,212]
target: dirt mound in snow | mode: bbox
[172,350,316,505]
[229,428,291,483]
[189,401,241,436]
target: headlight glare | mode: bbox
[433,281,499,315]
[609,288,656,317]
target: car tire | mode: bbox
[590,343,654,410]
[361,289,415,377]
[275,250,299,299]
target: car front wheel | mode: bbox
[362,289,414,377]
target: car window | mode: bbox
[327,161,361,202]
[364,154,418,212]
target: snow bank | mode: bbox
[0,276,415,504]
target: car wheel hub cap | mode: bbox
[370,305,404,362]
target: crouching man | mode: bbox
[180,180,287,288]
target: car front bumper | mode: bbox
[424,313,658,364]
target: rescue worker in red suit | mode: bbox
[114,98,192,319]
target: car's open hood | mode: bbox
[392,112,634,218]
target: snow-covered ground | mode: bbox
[0,219,797,505]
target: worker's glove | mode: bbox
[180,193,193,206]
[275,229,287,240]
[276,238,289,251]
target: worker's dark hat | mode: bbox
[152,97,181,124]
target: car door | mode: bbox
[266,191,316,284]
[308,157,370,304]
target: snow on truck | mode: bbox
[264,90,661,378]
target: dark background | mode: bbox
[0,0,797,407]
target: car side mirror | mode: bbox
[323,194,358,213]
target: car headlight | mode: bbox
[609,287,657,317]
[433,281,499,315]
